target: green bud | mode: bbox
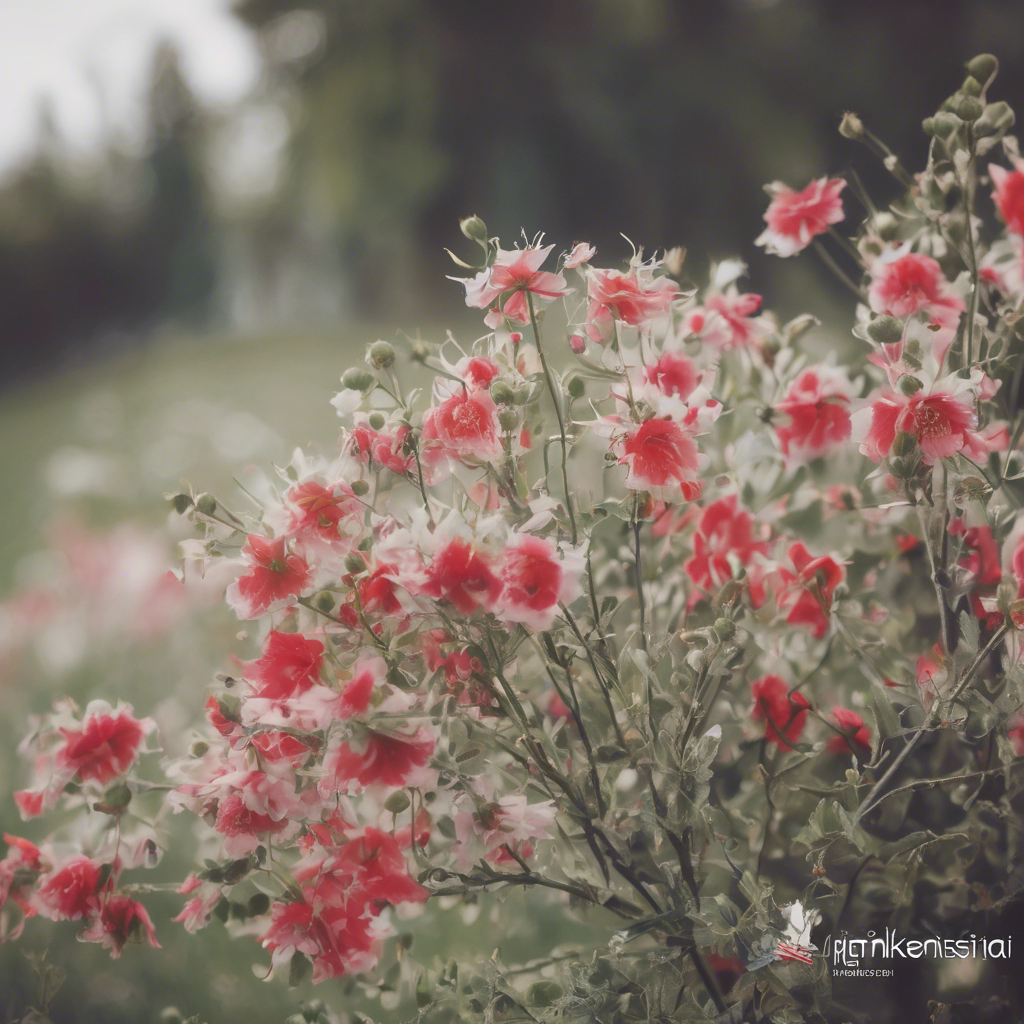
[369,340,395,369]
[897,374,923,396]
[922,116,937,136]
[103,782,133,809]
[932,111,962,139]
[459,215,488,244]
[247,892,270,916]
[160,1010,185,1024]
[350,479,370,496]
[368,411,386,430]
[195,493,218,517]
[892,431,918,458]
[384,791,411,814]
[344,553,366,574]
[170,493,193,515]
[488,381,515,406]
[713,617,736,642]
[316,591,335,613]
[190,739,209,757]
[866,315,903,344]
[956,95,984,122]
[512,385,533,406]
[966,54,999,86]
[838,111,865,140]
[341,367,375,392]
[973,101,1015,138]
[961,75,982,97]
[498,407,520,432]
[566,376,586,399]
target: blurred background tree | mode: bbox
[3,0,1024,384]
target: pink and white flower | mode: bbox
[756,177,846,257]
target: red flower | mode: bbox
[81,895,160,958]
[990,160,1024,236]
[245,630,324,701]
[756,177,846,257]
[586,266,680,342]
[324,729,435,792]
[852,379,977,465]
[684,496,769,605]
[348,423,413,474]
[214,793,290,852]
[285,481,359,542]
[335,657,385,718]
[228,535,311,620]
[422,389,504,462]
[772,542,845,639]
[462,245,568,325]
[827,708,871,755]
[643,352,701,400]
[35,857,102,921]
[868,252,965,328]
[751,675,810,750]
[774,367,853,463]
[57,705,150,785]
[616,417,704,502]
[495,534,582,632]
[423,538,500,615]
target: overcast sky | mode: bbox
[0,0,260,176]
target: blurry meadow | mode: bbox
[3,1,1024,1021]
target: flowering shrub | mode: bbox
[6,55,1024,1023]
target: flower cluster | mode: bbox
[6,55,1024,1024]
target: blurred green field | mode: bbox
[0,328,587,1024]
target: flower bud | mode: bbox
[512,384,534,406]
[897,374,923,396]
[384,791,411,814]
[104,782,133,809]
[345,553,366,574]
[892,431,918,457]
[922,116,937,136]
[961,75,982,97]
[567,376,586,399]
[498,406,520,432]
[973,101,1015,138]
[350,479,370,497]
[932,112,962,139]
[713,617,736,642]
[368,411,386,430]
[190,739,209,757]
[160,1010,185,1024]
[956,95,984,122]
[342,367,375,392]
[866,315,903,344]
[839,111,865,140]
[966,54,999,86]
[489,381,515,406]
[195,493,218,517]
[369,340,395,369]
[247,893,270,916]
[170,493,193,515]
[569,334,587,355]
[459,215,488,243]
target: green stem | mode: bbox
[526,290,578,545]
